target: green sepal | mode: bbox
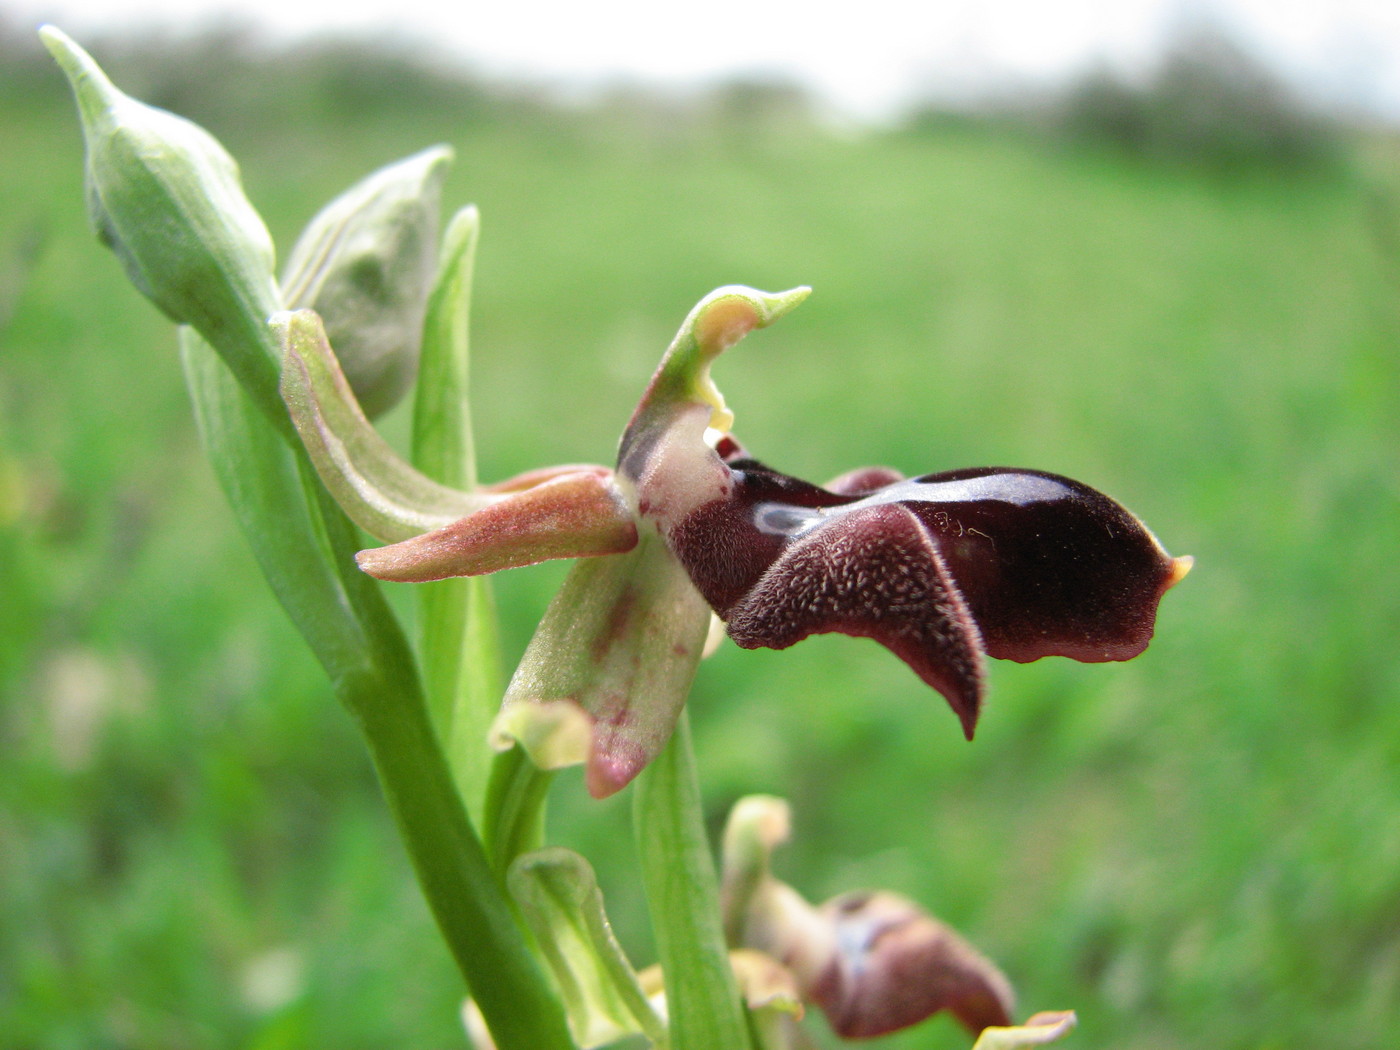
[509,847,667,1048]
[275,308,485,541]
[283,146,453,418]
[619,285,809,473]
[492,531,710,798]
[972,1012,1078,1049]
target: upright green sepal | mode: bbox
[41,26,285,430]
[284,147,453,418]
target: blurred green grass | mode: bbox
[2,27,1399,1050]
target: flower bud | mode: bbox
[282,147,452,417]
[41,26,284,426]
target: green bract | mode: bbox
[509,847,666,1048]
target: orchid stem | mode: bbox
[181,332,572,1050]
[634,711,753,1050]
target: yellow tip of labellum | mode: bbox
[1165,555,1194,590]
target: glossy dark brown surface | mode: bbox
[665,452,1183,737]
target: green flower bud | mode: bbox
[40,26,284,428]
[282,148,452,417]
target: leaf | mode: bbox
[178,328,573,1049]
[408,204,498,818]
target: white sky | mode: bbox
[10,0,1400,120]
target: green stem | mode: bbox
[182,332,572,1050]
[342,662,573,1050]
[634,712,753,1050]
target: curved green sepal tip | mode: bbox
[632,284,810,437]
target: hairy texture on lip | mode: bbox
[810,891,1015,1039]
[722,502,985,739]
[661,453,1185,739]
[668,460,838,612]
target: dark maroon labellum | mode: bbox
[666,449,1188,738]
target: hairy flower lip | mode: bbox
[810,890,1015,1038]
[659,450,1188,739]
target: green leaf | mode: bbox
[284,147,453,418]
[413,205,482,492]
[180,327,573,1050]
[409,204,500,823]
[510,847,666,1048]
[634,712,754,1050]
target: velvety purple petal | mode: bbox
[667,460,840,613]
[722,502,986,738]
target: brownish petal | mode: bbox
[356,470,637,583]
[722,502,986,739]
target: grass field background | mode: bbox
[3,24,1399,1049]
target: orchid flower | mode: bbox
[278,284,1189,797]
[714,793,1077,1046]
